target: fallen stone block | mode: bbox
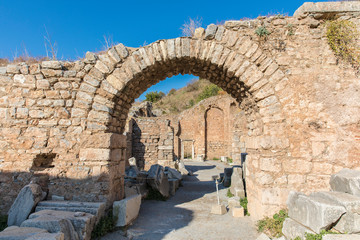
[0,226,48,240]
[125,166,139,179]
[21,214,78,240]
[232,206,244,218]
[256,233,271,240]
[113,194,142,227]
[312,191,360,233]
[282,218,315,240]
[165,167,182,180]
[210,204,227,215]
[168,179,180,196]
[330,168,360,197]
[287,191,346,233]
[228,197,241,209]
[230,167,245,198]
[147,164,170,198]
[323,234,360,240]
[7,183,46,226]
[25,210,95,240]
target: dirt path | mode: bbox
[102,160,260,240]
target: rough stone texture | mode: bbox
[0,4,360,220]
[287,191,346,233]
[228,197,241,209]
[147,164,170,197]
[25,210,95,240]
[210,204,227,215]
[7,183,46,226]
[294,2,360,17]
[113,194,141,227]
[25,232,64,240]
[282,218,315,240]
[322,235,360,240]
[230,166,245,198]
[165,167,182,180]
[256,233,271,240]
[330,169,360,197]
[0,226,49,240]
[232,206,244,218]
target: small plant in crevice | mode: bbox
[255,26,270,38]
[212,157,220,161]
[304,230,340,240]
[326,19,360,71]
[91,210,117,239]
[287,24,295,36]
[227,158,233,164]
[145,188,168,201]
[0,215,7,231]
[240,197,250,216]
[257,209,288,238]
[227,189,234,198]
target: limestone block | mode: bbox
[204,24,218,40]
[322,234,360,240]
[113,194,142,227]
[230,167,245,198]
[330,169,360,197]
[26,232,64,240]
[41,61,62,69]
[282,218,315,240]
[232,206,244,218]
[335,212,360,234]
[7,183,46,226]
[228,197,241,209]
[178,160,189,175]
[147,164,170,198]
[210,204,226,215]
[287,191,346,233]
[168,178,180,196]
[26,210,95,240]
[166,167,182,180]
[0,226,48,240]
[193,28,205,38]
[256,233,271,240]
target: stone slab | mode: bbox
[113,194,142,227]
[228,197,241,209]
[294,2,360,17]
[210,204,227,215]
[287,191,346,233]
[7,184,46,226]
[232,206,244,218]
[282,218,315,240]
[0,226,48,240]
[330,169,360,197]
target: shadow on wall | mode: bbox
[131,121,146,170]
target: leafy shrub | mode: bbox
[91,211,117,239]
[326,19,360,71]
[0,215,7,231]
[196,84,221,103]
[212,157,220,160]
[145,91,165,103]
[240,197,250,216]
[257,209,288,238]
[255,26,270,38]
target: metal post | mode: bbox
[215,179,220,205]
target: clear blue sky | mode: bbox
[0,0,322,100]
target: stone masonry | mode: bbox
[0,2,359,220]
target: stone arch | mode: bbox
[75,34,290,218]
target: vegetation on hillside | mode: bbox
[145,91,165,103]
[152,78,224,115]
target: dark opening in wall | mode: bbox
[31,153,56,171]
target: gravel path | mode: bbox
[102,160,260,240]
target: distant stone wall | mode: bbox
[131,118,174,170]
[0,2,359,219]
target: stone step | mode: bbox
[35,201,106,220]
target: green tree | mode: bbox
[196,84,221,103]
[145,91,165,103]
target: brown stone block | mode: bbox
[79,148,111,161]
[80,133,126,149]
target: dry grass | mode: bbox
[0,56,49,67]
[181,17,203,37]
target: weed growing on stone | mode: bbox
[240,198,250,216]
[257,209,288,238]
[227,189,234,198]
[91,211,117,239]
[303,230,340,240]
[0,215,7,231]
[287,24,295,36]
[255,26,270,38]
[326,19,360,71]
[227,158,233,163]
[212,157,220,160]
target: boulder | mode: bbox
[230,167,245,198]
[312,191,360,233]
[113,194,142,227]
[147,164,170,198]
[330,169,360,197]
[166,167,182,180]
[24,210,95,240]
[323,234,360,240]
[287,191,346,233]
[282,218,315,240]
[7,183,46,226]
[21,214,78,240]
[0,226,48,240]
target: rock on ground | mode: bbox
[147,164,170,197]
[282,218,315,240]
[322,234,360,240]
[330,168,360,197]
[287,191,346,233]
[0,226,48,240]
[7,184,46,226]
[113,194,142,227]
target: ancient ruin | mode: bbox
[0,1,360,225]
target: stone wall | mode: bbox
[0,2,359,219]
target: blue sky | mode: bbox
[0,0,321,100]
